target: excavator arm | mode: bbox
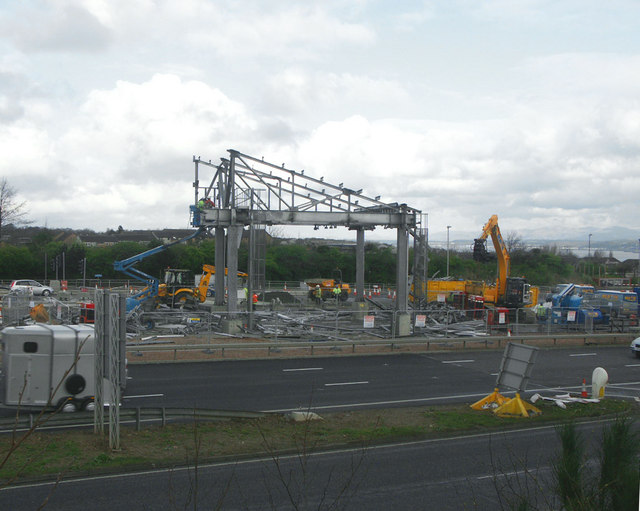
[113,227,206,312]
[473,214,510,300]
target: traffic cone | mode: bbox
[581,378,588,398]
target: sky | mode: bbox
[1,0,640,242]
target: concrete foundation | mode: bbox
[351,301,369,322]
[221,318,244,334]
[394,312,411,337]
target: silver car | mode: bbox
[10,279,54,296]
[631,337,640,358]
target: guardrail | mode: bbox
[0,407,268,434]
[126,332,636,361]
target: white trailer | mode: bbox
[1,324,102,412]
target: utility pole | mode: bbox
[446,225,451,278]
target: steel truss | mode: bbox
[190,150,423,327]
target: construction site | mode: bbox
[2,149,639,346]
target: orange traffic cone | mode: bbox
[581,378,588,398]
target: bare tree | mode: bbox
[0,177,31,239]
[504,231,525,254]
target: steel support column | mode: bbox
[214,227,225,306]
[226,224,241,312]
[395,219,409,312]
[356,228,365,302]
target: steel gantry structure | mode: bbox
[190,149,423,334]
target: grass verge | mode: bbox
[1,399,637,483]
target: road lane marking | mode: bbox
[625,364,640,367]
[441,359,474,364]
[324,381,368,387]
[122,394,164,399]
[569,353,597,357]
[283,367,323,372]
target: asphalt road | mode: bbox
[1,345,638,510]
[120,345,640,412]
[1,419,632,510]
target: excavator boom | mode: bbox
[473,214,510,299]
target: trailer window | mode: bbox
[23,342,38,353]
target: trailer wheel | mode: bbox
[65,374,86,395]
[57,398,77,413]
[81,398,96,412]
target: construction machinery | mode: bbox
[473,215,538,309]
[113,228,206,314]
[306,278,350,301]
[157,264,216,308]
[545,283,603,325]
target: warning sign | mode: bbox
[415,314,426,327]
[363,315,375,328]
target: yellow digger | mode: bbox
[158,264,216,307]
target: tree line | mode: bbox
[0,228,601,287]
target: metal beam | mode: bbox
[200,208,416,229]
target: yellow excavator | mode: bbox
[157,264,216,307]
[473,214,538,308]
[158,265,249,307]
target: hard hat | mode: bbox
[316,285,320,288]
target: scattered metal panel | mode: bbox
[495,342,539,393]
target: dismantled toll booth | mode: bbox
[190,150,426,335]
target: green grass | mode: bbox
[428,399,634,433]
[0,400,637,483]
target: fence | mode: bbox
[0,407,267,434]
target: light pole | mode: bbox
[588,233,592,258]
[446,225,451,278]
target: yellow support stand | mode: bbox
[470,388,508,410]
[493,393,541,418]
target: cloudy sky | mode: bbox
[1,0,639,242]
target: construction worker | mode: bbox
[333,285,342,301]
[314,285,322,305]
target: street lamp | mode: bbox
[588,233,592,258]
[446,226,451,278]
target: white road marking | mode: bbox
[122,394,164,399]
[441,359,474,364]
[283,367,323,372]
[625,364,640,367]
[569,353,597,357]
[324,381,369,387]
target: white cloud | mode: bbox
[3,1,112,53]
[1,1,639,240]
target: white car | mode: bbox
[10,279,54,296]
[631,337,640,358]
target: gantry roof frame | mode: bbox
[192,149,420,231]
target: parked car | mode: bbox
[10,279,54,296]
[631,337,640,358]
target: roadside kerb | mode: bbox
[125,332,635,362]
